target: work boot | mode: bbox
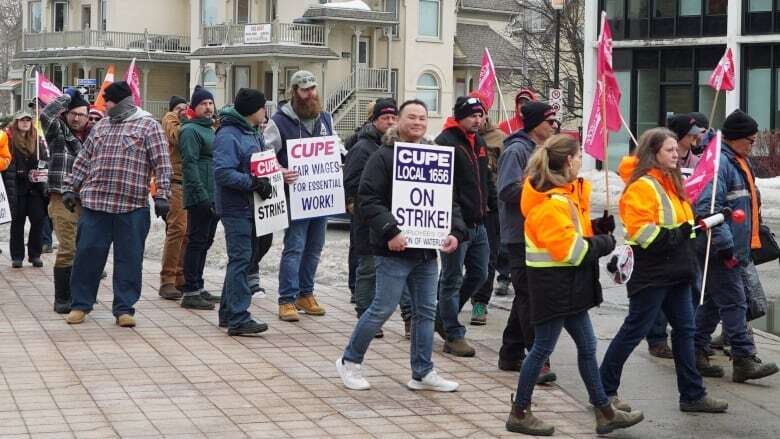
[116,314,136,327]
[30,257,43,268]
[595,404,644,435]
[443,338,475,357]
[181,292,215,310]
[494,279,510,296]
[403,316,411,340]
[470,302,487,326]
[200,289,221,303]
[53,266,72,314]
[42,244,53,254]
[608,395,632,412]
[679,394,728,413]
[732,355,780,383]
[536,360,557,384]
[295,295,326,315]
[648,342,674,359]
[11,260,22,268]
[65,309,86,324]
[374,328,384,339]
[228,319,268,336]
[505,396,554,436]
[498,357,523,372]
[696,351,725,378]
[279,303,300,322]
[158,284,182,300]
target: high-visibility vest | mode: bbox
[525,194,589,268]
[625,176,694,249]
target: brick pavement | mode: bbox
[0,251,597,439]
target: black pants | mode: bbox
[10,193,46,261]
[469,210,500,306]
[248,226,273,277]
[498,243,534,362]
[182,205,219,293]
[348,217,358,294]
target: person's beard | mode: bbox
[292,92,322,120]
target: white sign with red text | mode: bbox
[250,150,288,235]
[286,135,345,220]
[0,176,10,224]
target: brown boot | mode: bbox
[505,396,554,436]
[279,303,300,322]
[696,350,725,377]
[295,295,326,315]
[158,284,182,300]
[595,404,644,435]
[732,355,780,383]
[443,338,475,357]
[648,342,674,359]
[65,309,86,324]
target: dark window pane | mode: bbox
[655,0,675,17]
[664,85,694,117]
[651,17,675,37]
[703,14,727,35]
[665,49,694,69]
[706,0,727,14]
[629,0,650,17]
[747,12,773,34]
[746,45,772,68]
[613,49,632,70]
[696,46,726,68]
[635,50,659,69]
[677,16,701,36]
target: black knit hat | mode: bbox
[372,98,398,121]
[521,101,555,132]
[453,96,485,120]
[190,85,214,109]
[103,81,132,104]
[169,95,187,112]
[722,110,759,140]
[667,114,705,140]
[234,88,267,117]
[67,90,89,111]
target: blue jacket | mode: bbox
[497,129,536,244]
[694,143,756,266]
[213,107,265,219]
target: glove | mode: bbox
[718,247,738,269]
[588,234,616,258]
[591,210,615,235]
[191,200,214,215]
[678,222,693,238]
[62,191,79,212]
[154,197,170,219]
[606,255,618,273]
[251,176,273,200]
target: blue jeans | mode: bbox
[646,311,669,348]
[42,216,53,247]
[218,217,254,328]
[694,260,754,358]
[600,283,706,403]
[70,207,150,317]
[278,217,328,304]
[354,254,412,319]
[343,256,438,380]
[514,311,608,408]
[437,224,489,340]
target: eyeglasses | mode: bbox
[67,112,88,119]
[88,116,102,122]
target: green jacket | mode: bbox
[179,117,216,207]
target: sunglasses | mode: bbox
[545,119,560,127]
[89,116,102,122]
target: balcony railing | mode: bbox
[202,22,326,47]
[21,29,191,53]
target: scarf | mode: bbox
[108,96,138,124]
[734,156,761,249]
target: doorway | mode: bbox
[81,5,91,29]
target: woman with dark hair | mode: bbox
[599,127,728,414]
[506,135,642,436]
[2,112,48,268]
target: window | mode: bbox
[99,0,107,30]
[202,0,219,26]
[679,0,701,16]
[54,1,68,32]
[602,0,726,39]
[267,0,277,21]
[233,66,250,100]
[384,0,399,36]
[95,68,105,83]
[750,0,773,12]
[202,64,218,97]
[525,8,547,33]
[53,65,65,90]
[81,5,91,30]
[235,0,250,24]
[416,72,440,113]
[28,1,41,33]
[418,0,440,38]
[743,1,780,34]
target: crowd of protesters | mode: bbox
[1,69,777,436]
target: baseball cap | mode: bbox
[290,70,317,90]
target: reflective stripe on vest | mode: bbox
[525,194,589,268]
[625,176,693,249]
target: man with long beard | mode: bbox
[264,70,333,322]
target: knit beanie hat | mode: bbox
[103,81,132,104]
[190,86,214,109]
[67,90,90,111]
[453,96,485,120]
[722,110,759,140]
[521,101,555,132]
[89,106,105,118]
[372,98,398,120]
[667,114,705,140]
[234,88,267,117]
[169,95,187,111]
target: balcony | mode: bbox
[202,22,326,47]
[21,29,191,53]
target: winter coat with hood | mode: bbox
[618,156,697,296]
[344,122,383,256]
[213,106,266,220]
[358,125,468,260]
[435,117,497,227]
[263,101,334,168]
[179,116,216,208]
[522,177,604,325]
[497,129,537,244]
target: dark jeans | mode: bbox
[499,243,533,362]
[497,245,510,281]
[70,207,150,316]
[182,205,219,293]
[646,310,669,348]
[41,216,53,247]
[10,193,46,261]
[472,210,500,305]
[348,218,358,295]
[600,283,706,403]
[218,216,254,328]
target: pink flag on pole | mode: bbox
[124,58,142,106]
[707,48,735,91]
[477,48,497,111]
[583,84,606,161]
[685,130,721,202]
[36,71,62,105]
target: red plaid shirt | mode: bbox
[65,109,172,214]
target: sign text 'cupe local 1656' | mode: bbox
[391,142,454,249]
[286,135,346,220]
[250,150,288,236]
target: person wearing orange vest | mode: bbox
[505,135,642,436]
[599,127,728,415]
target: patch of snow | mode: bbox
[580,169,625,212]
[322,1,372,11]
[757,177,780,221]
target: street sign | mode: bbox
[551,0,565,9]
[549,88,564,118]
[76,79,97,87]
[549,88,563,101]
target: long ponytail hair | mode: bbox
[627,127,687,202]
[525,134,580,192]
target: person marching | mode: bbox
[505,135,642,436]
[599,127,728,414]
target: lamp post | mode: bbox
[551,0,564,89]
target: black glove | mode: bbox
[62,191,79,212]
[678,222,693,239]
[191,199,215,215]
[588,234,616,258]
[591,210,615,235]
[606,255,618,273]
[154,197,170,219]
[251,176,273,200]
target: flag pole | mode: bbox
[708,88,721,129]
[619,113,638,145]
[485,49,511,129]
[699,130,721,305]
[600,78,610,212]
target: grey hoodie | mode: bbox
[497,129,537,244]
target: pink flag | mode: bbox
[36,71,62,105]
[124,58,142,106]
[685,131,721,202]
[477,49,497,111]
[597,13,621,131]
[707,48,735,91]
[583,84,606,161]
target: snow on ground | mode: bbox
[757,177,780,221]
[321,1,371,10]
[579,169,624,212]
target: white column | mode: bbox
[223,62,234,103]
[141,67,150,104]
[385,27,392,93]
[725,0,741,115]
[320,61,327,98]
[581,0,599,171]
[271,60,280,105]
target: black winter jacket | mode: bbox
[344,123,383,256]
[2,140,48,214]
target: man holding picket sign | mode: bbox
[336,99,466,392]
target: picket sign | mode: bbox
[250,150,288,236]
[286,136,346,220]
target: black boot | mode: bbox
[733,355,780,383]
[53,266,72,314]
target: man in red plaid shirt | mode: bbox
[62,81,172,328]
